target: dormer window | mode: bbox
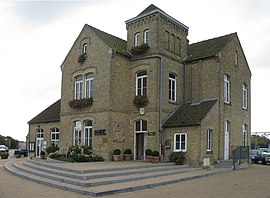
[135,33,140,46]
[83,43,88,55]
[144,30,150,45]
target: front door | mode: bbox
[135,133,146,160]
[36,138,44,157]
[224,131,229,160]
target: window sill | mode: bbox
[169,100,178,105]
[206,150,213,154]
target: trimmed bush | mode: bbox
[152,150,160,157]
[124,149,132,155]
[145,149,152,156]
[114,149,121,155]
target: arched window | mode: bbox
[73,121,82,146]
[242,83,248,109]
[83,43,88,55]
[85,73,94,98]
[169,73,176,102]
[136,71,147,96]
[36,128,44,138]
[135,32,140,46]
[74,75,83,99]
[144,30,150,45]
[224,74,230,104]
[51,128,59,146]
[84,120,92,147]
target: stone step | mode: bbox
[5,159,230,196]
[27,158,177,173]
[14,161,200,187]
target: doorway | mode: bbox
[36,138,44,157]
[135,133,146,160]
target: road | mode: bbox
[0,158,269,198]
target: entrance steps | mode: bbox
[5,158,230,196]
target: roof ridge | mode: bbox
[189,32,236,46]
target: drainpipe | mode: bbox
[159,56,163,162]
[182,55,191,101]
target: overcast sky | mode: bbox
[0,0,269,141]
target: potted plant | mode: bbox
[152,150,160,163]
[0,153,9,159]
[40,150,45,159]
[130,43,149,55]
[14,150,21,158]
[145,149,152,162]
[133,95,149,108]
[78,53,87,64]
[113,149,121,161]
[123,149,132,161]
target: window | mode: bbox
[174,133,187,152]
[234,51,238,66]
[242,124,248,146]
[50,128,59,146]
[207,129,212,151]
[224,74,230,104]
[83,43,88,55]
[29,142,35,152]
[73,121,82,146]
[242,84,248,109]
[136,71,147,96]
[135,120,147,132]
[144,30,150,45]
[75,75,83,99]
[36,128,44,138]
[225,120,230,134]
[135,33,140,46]
[84,120,92,147]
[169,73,176,102]
[85,73,94,98]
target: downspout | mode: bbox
[159,56,163,162]
[182,55,191,101]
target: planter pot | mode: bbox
[151,156,159,163]
[113,155,121,161]
[40,155,45,159]
[124,154,132,161]
[145,155,152,162]
[15,154,21,158]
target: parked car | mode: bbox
[250,150,262,163]
[261,149,270,165]
[19,148,28,157]
[0,145,8,153]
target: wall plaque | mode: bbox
[94,129,106,136]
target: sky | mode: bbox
[0,0,269,141]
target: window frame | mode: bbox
[83,43,88,56]
[144,30,150,45]
[85,73,94,99]
[169,73,176,102]
[135,120,147,133]
[50,128,59,146]
[73,121,82,146]
[207,129,212,151]
[135,32,140,46]
[84,120,93,147]
[174,133,187,152]
[242,83,248,109]
[36,128,44,138]
[74,75,83,99]
[224,74,230,104]
[136,71,147,96]
[242,124,248,146]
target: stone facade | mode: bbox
[28,4,251,165]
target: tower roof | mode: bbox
[125,4,188,31]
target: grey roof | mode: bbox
[28,99,61,124]
[163,99,218,128]
[187,33,236,62]
[86,24,128,57]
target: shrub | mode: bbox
[169,152,186,165]
[46,145,60,154]
[145,149,152,156]
[130,43,149,55]
[152,150,160,157]
[78,53,87,64]
[124,149,132,155]
[80,145,92,155]
[114,149,121,155]
[69,98,93,109]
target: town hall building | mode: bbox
[28,4,251,166]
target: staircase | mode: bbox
[5,158,230,196]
